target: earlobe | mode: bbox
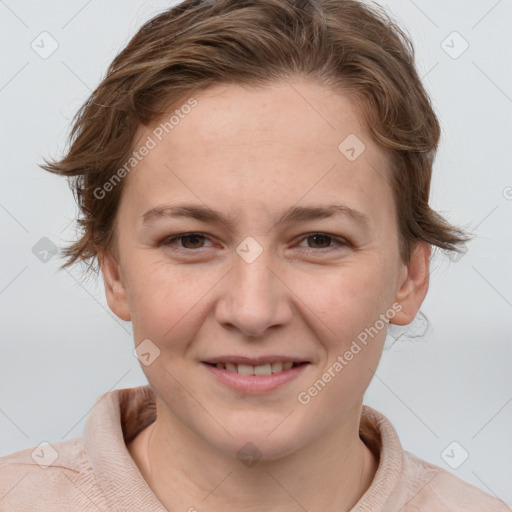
[390,242,431,326]
[99,251,132,322]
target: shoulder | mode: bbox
[399,450,511,511]
[0,437,105,511]
[359,405,510,511]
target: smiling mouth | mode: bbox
[203,361,309,375]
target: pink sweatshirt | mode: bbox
[0,385,509,511]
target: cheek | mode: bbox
[291,259,395,343]
[294,265,390,411]
[124,256,223,343]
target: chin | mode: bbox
[205,418,307,463]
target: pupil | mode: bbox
[311,234,329,248]
[183,234,203,248]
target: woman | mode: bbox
[1,0,509,510]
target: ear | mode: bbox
[99,251,132,322]
[390,242,431,326]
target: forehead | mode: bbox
[121,79,394,228]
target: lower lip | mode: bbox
[202,363,309,394]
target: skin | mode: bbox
[100,78,430,511]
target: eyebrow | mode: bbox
[141,203,371,230]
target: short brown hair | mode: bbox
[41,0,471,279]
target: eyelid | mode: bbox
[295,232,350,249]
[161,232,215,249]
[161,232,350,252]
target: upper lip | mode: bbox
[203,355,310,365]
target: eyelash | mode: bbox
[160,232,350,254]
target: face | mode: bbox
[102,79,429,460]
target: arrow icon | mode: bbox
[237,442,262,467]
[32,237,58,262]
[134,339,161,366]
[338,134,365,161]
[441,441,468,469]
[236,237,263,263]
[31,441,58,468]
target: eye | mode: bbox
[160,232,349,253]
[161,233,213,250]
[297,233,348,251]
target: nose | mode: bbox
[214,247,293,339]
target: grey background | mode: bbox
[1,0,511,504]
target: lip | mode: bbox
[202,361,310,394]
[203,355,310,365]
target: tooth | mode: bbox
[237,364,254,375]
[271,362,284,373]
[254,364,272,376]
[220,362,297,374]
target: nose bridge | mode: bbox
[215,239,290,337]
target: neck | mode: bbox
[128,402,378,512]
